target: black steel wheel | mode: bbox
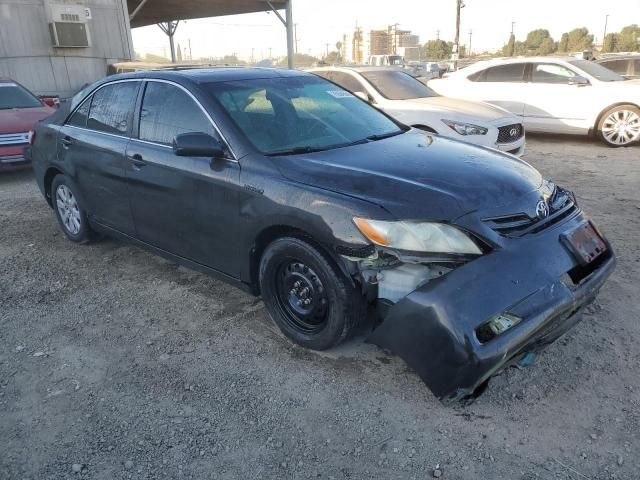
[259,237,366,350]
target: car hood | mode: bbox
[273,130,543,221]
[398,96,514,123]
[0,106,54,134]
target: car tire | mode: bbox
[597,104,640,147]
[259,237,366,350]
[51,174,96,243]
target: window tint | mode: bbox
[532,63,577,84]
[329,72,366,93]
[473,63,526,82]
[67,99,90,128]
[600,59,629,75]
[361,70,438,100]
[87,82,138,134]
[139,82,217,145]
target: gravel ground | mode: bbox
[1,135,639,480]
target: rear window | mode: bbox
[0,83,43,109]
[86,82,138,135]
[360,70,438,100]
[599,59,630,75]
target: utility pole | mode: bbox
[454,0,464,70]
[188,38,192,60]
[294,23,299,53]
[509,21,516,56]
[602,14,609,52]
[269,47,272,58]
[436,29,440,40]
[325,43,329,58]
[468,29,472,57]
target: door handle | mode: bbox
[128,153,147,169]
[61,136,73,149]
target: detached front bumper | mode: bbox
[368,213,615,402]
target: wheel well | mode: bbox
[43,167,64,207]
[412,124,438,134]
[249,225,350,296]
[593,102,640,134]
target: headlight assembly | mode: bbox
[442,119,488,136]
[353,218,482,255]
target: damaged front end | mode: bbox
[342,197,615,404]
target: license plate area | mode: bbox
[561,221,607,266]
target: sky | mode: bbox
[131,0,640,60]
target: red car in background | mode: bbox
[0,78,55,171]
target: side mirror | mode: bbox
[173,132,225,158]
[568,75,590,86]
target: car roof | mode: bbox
[596,54,640,61]
[446,56,581,76]
[102,67,311,85]
[309,65,405,74]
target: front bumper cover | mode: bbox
[367,212,615,403]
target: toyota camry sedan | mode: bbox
[30,68,615,402]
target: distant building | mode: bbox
[346,25,421,64]
[0,0,133,98]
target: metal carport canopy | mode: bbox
[127,0,295,68]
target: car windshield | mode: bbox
[569,60,627,82]
[0,83,43,109]
[360,70,439,100]
[207,75,405,155]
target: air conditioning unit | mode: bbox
[49,22,90,47]
[47,4,91,47]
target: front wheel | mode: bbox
[598,105,640,147]
[259,237,366,350]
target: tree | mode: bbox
[558,33,569,52]
[277,52,319,67]
[565,28,593,52]
[421,40,452,60]
[603,33,619,52]
[324,50,343,64]
[617,24,640,51]
[524,29,555,54]
[502,34,516,56]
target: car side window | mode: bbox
[634,59,640,74]
[329,72,366,93]
[87,82,138,135]
[531,63,577,84]
[471,63,526,82]
[601,59,629,75]
[139,82,217,146]
[67,99,90,128]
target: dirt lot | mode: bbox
[1,136,639,480]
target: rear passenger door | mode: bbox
[126,80,241,276]
[59,80,139,235]
[466,63,528,118]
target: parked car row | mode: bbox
[429,56,640,147]
[309,66,526,155]
[27,67,615,402]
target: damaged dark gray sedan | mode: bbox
[30,68,615,402]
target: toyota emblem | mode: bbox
[536,199,550,219]
[509,127,519,137]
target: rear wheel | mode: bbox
[52,175,96,243]
[598,105,640,147]
[259,237,366,350]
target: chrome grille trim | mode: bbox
[0,132,29,146]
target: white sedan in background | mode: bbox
[309,66,526,156]
[429,56,640,147]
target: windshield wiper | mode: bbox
[265,146,329,156]
[366,130,404,142]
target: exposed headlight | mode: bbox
[353,218,482,255]
[442,119,488,136]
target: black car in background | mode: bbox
[29,68,615,402]
[596,55,640,80]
